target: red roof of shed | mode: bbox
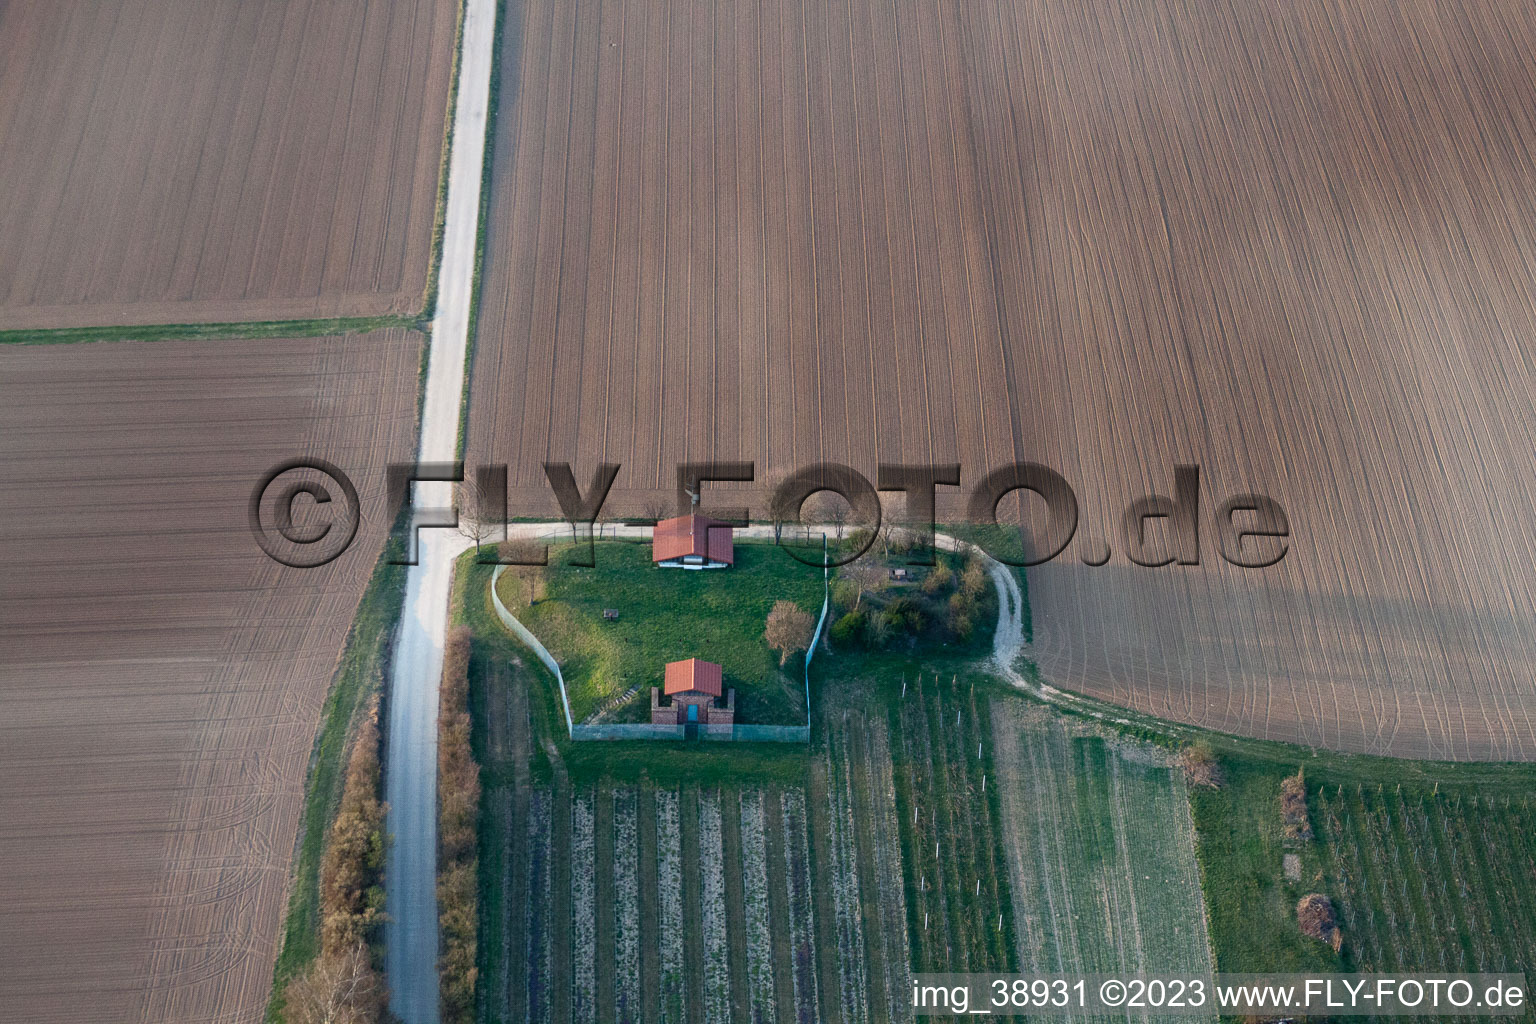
[663,658,724,698]
[652,514,734,564]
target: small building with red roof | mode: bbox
[652,514,734,569]
[651,658,735,725]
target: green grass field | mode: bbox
[1188,749,1536,996]
[494,539,824,726]
[889,673,1017,979]
[988,701,1215,1023]
[1187,759,1344,975]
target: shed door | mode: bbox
[687,703,699,723]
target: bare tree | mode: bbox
[456,480,495,555]
[843,560,887,610]
[811,492,851,543]
[282,943,387,1024]
[765,600,816,667]
[766,479,799,542]
[643,497,671,525]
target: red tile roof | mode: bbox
[663,658,724,698]
[652,514,734,564]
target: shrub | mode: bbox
[883,595,926,635]
[438,862,480,1018]
[865,612,893,649]
[765,600,816,666]
[946,591,976,640]
[438,627,480,1024]
[1280,769,1314,843]
[1179,742,1224,789]
[830,610,866,647]
[290,700,388,1023]
[318,700,385,959]
[960,558,988,598]
[831,579,861,612]
[283,943,387,1024]
[948,610,974,642]
[1297,893,1342,950]
[920,563,954,595]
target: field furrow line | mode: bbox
[740,789,778,1023]
[656,790,686,1024]
[864,718,913,1024]
[827,721,870,1024]
[780,789,821,1024]
[572,794,597,1024]
[699,790,731,1024]
[613,788,642,1024]
[526,788,554,1024]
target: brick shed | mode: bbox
[651,658,735,725]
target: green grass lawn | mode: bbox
[1191,751,1536,1008]
[494,539,825,726]
[1188,758,1343,975]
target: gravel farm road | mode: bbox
[383,1,497,1021]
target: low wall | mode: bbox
[489,563,575,735]
[568,722,812,742]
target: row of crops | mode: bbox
[478,764,914,1024]
[987,700,1217,993]
[888,674,1015,976]
[475,668,1217,1024]
[1316,784,1536,976]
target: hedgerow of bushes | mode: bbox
[438,626,481,1023]
[829,548,992,650]
[283,700,388,1023]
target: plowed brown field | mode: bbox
[467,0,1536,759]
[0,0,457,331]
[0,333,422,1022]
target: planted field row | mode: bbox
[655,792,686,1023]
[481,776,915,1024]
[890,677,1014,979]
[0,334,426,1021]
[1316,785,1536,979]
[987,700,1215,1022]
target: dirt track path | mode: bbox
[382,1,498,1020]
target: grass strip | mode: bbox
[1,314,415,346]
[264,537,408,1022]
